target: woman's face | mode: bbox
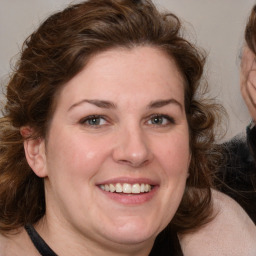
[240,45,256,121]
[37,46,190,251]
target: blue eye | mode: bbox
[80,115,107,126]
[148,114,174,126]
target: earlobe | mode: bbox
[21,127,47,178]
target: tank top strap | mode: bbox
[25,224,58,256]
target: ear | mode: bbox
[21,127,48,178]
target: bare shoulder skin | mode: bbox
[179,189,256,256]
[0,228,40,256]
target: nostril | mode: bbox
[117,158,150,168]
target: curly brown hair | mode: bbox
[0,0,222,240]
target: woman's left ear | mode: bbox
[21,127,48,178]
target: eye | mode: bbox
[147,114,175,126]
[79,115,107,127]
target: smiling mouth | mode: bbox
[99,183,153,194]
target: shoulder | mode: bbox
[0,233,8,256]
[179,190,256,256]
[0,232,16,256]
[0,228,40,256]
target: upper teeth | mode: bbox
[99,183,152,194]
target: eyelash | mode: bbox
[146,114,175,126]
[79,114,175,128]
[79,115,108,127]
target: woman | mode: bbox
[241,5,256,124]
[216,5,256,223]
[0,0,255,255]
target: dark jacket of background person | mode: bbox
[217,124,256,223]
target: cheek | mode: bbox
[154,131,190,183]
[241,49,255,77]
[248,69,256,85]
[46,129,109,180]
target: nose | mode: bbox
[112,126,153,167]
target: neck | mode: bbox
[35,216,154,256]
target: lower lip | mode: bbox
[98,186,158,205]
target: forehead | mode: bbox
[56,46,185,108]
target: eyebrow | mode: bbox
[68,99,116,111]
[148,99,183,110]
[68,98,183,111]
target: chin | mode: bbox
[109,233,156,247]
[102,221,161,245]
